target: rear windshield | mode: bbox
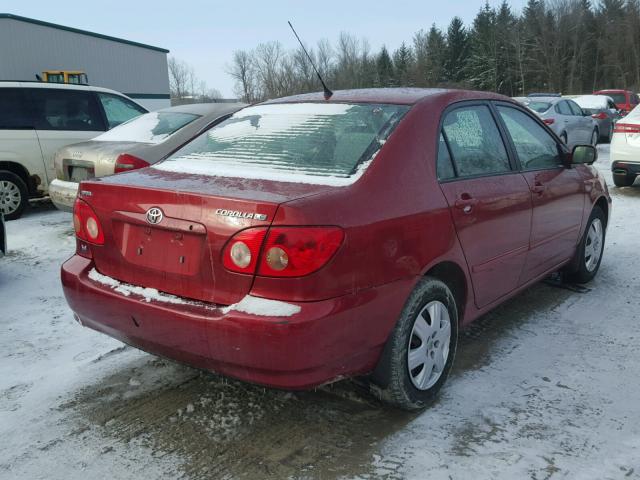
[95,111,199,144]
[526,102,552,113]
[154,103,409,185]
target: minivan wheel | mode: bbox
[0,171,29,220]
[591,129,599,146]
[370,277,458,411]
[565,206,606,284]
[560,132,568,144]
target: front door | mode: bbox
[438,104,532,309]
[495,104,585,282]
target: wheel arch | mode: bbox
[0,161,35,196]
[424,261,468,323]
[594,195,609,227]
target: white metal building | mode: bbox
[0,13,170,110]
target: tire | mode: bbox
[613,173,635,187]
[591,129,599,146]
[371,277,459,411]
[0,171,29,220]
[565,206,606,284]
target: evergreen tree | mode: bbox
[376,46,395,87]
[424,25,447,86]
[444,17,469,84]
[393,42,415,86]
[467,4,499,91]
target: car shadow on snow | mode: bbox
[55,278,580,479]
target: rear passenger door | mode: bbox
[28,88,106,187]
[0,88,45,194]
[495,104,585,282]
[438,103,532,309]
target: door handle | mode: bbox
[454,195,478,214]
[530,184,547,194]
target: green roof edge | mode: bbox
[0,13,170,53]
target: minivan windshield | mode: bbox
[154,103,409,185]
[95,111,199,144]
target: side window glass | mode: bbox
[556,101,572,115]
[442,105,511,177]
[568,101,583,116]
[497,106,562,171]
[437,132,456,180]
[29,89,104,131]
[632,94,640,105]
[98,93,147,129]
[0,89,33,129]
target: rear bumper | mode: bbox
[49,179,78,211]
[61,255,413,389]
[612,160,640,176]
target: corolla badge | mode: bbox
[146,207,164,224]
[215,209,268,221]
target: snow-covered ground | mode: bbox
[0,145,638,479]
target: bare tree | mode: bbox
[168,57,191,99]
[228,50,257,103]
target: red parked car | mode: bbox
[593,89,639,115]
[61,89,611,410]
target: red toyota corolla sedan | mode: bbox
[61,89,611,410]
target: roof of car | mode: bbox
[159,102,246,116]
[0,80,132,95]
[594,89,632,94]
[525,96,563,104]
[262,88,509,106]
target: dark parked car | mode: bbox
[61,89,611,410]
[573,94,622,142]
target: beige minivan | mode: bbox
[0,81,147,219]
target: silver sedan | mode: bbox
[522,95,599,148]
[49,102,245,211]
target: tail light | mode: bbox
[114,154,150,174]
[543,118,555,125]
[73,198,104,247]
[591,112,608,120]
[614,123,640,134]
[222,227,268,274]
[223,226,344,277]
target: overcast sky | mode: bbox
[8,0,529,97]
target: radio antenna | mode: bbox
[288,21,333,100]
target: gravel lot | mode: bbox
[1,145,638,480]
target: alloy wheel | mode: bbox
[0,180,22,216]
[585,218,603,272]
[407,300,451,390]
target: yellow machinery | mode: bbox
[41,71,88,85]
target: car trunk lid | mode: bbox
[79,169,333,305]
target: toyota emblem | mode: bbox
[146,207,163,225]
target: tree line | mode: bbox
[227,0,640,102]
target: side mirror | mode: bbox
[571,145,598,165]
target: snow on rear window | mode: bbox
[153,102,409,185]
[574,95,608,110]
[94,112,199,144]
